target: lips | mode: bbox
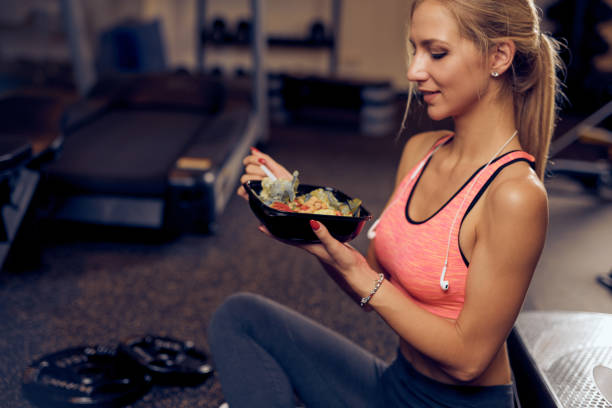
[420,90,440,103]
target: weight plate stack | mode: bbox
[118,335,213,386]
[22,345,152,408]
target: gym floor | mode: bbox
[0,116,610,407]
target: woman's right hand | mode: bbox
[237,147,293,201]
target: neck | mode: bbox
[449,91,519,164]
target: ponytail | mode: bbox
[513,33,564,179]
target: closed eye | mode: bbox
[431,52,447,60]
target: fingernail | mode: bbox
[258,158,267,165]
[251,146,260,153]
[310,220,320,231]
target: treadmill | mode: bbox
[0,136,37,269]
[0,87,74,268]
[41,0,268,235]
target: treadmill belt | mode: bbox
[183,108,251,165]
[45,110,209,196]
[39,72,256,231]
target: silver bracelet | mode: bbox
[360,273,385,307]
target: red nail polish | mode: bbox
[310,220,320,231]
[251,146,260,153]
[258,158,267,165]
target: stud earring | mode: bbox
[491,71,500,78]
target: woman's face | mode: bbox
[407,0,490,120]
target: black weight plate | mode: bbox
[119,335,213,386]
[22,345,152,408]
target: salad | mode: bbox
[258,171,361,217]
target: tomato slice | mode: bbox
[270,202,295,212]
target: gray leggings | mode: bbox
[207,292,514,408]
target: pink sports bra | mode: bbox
[373,134,535,320]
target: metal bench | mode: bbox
[508,311,612,407]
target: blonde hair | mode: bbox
[403,0,564,179]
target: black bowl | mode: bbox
[243,180,372,243]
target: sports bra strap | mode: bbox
[499,150,535,164]
[368,133,453,239]
[368,135,534,241]
[408,133,454,182]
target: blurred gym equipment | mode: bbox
[0,88,76,268]
[0,136,37,269]
[545,0,612,195]
[547,100,612,194]
[40,0,268,235]
[508,311,612,408]
[199,0,342,75]
[280,74,396,136]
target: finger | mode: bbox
[258,224,273,237]
[256,225,334,263]
[309,220,346,262]
[245,150,292,180]
[299,243,335,264]
[240,173,265,185]
[245,163,266,177]
[236,186,249,200]
[243,154,261,167]
[238,171,266,200]
[243,150,270,167]
[249,147,276,165]
[243,155,280,178]
[244,155,275,171]
[244,147,270,165]
[261,157,293,180]
[250,146,264,156]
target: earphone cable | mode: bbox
[440,130,518,291]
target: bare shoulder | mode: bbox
[395,130,453,186]
[486,162,548,224]
[477,162,549,281]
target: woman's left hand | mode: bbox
[258,220,375,290]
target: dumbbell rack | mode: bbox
[196,0,342,76]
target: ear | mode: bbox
[489,39,516,76]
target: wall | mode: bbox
[338,0,410,88]
[2,0,610,91]
[142,0,412,88]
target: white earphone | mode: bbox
[369,131,518,291]
[440,265,450,291]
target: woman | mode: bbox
[208,0,564,406]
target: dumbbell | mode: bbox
[236,19,252,44]
[210,18,228,44]
[309,21,327,44]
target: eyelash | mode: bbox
[409,47,447,60]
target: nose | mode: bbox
[406,53,428,82]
